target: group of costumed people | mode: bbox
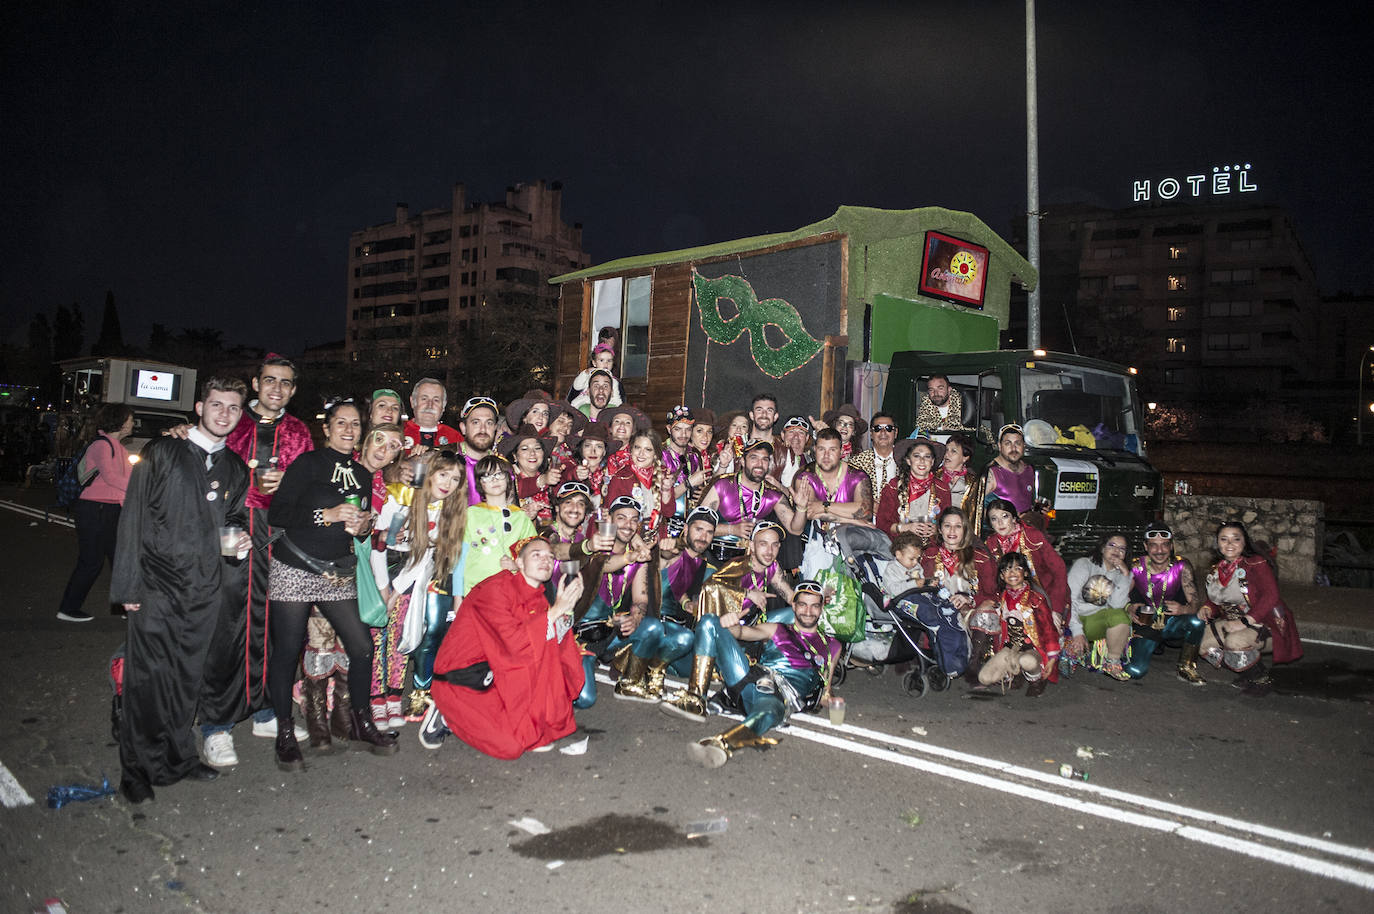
[109,351,1303,804]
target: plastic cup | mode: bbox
[827,696,846,726]
[219,525,243,557]
[597,518,615,540]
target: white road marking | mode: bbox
[599,671,1374,890]
[1304,638,1374,653]
[0,499,74,529]
[0,761,35,807]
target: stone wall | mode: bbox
[1164,496,1323,585]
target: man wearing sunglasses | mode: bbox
[457,397,500,505]
[685,580,840,767]
[1122,522,1208,684]
[403,378,461,455]
[848,412,901,521]
[771,415,813,488]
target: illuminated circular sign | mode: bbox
[949,251,978,286]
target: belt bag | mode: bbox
[278,534,357,584]
[434,661,494,691]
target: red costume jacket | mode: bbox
[994,586,1061,683]
[876,474,953,543]
[985,525,1070,614]
[918,544,1000,605]
[1203,555,1303,664]
[431,571,584,759]
[402,420,462,455]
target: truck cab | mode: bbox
[882,349,1162,557]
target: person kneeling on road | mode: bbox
[685,580,839,768]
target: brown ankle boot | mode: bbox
[329,672,352,741]
[301,677,331,750]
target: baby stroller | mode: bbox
[825,524,970,697]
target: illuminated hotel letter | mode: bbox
[1212,171,1231,194]
[1133,180,1150,202]
[1186,175,1206,196]
[1239,170,1258,192]
[1158,178,1180,199]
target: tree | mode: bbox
[52,303,85,362]
[92,290,126,355]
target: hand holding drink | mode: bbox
[219,525,247,557]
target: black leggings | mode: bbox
[268,600,374,723]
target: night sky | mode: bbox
[3,1,1370,356]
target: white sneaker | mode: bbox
[251,717,308,739]
[202,731,238,767]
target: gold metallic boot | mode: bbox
[643,660,670,700]
[613,653,656,702]
[1176,644,1207,686]
[660,656,715,722]
[687,722,778,768]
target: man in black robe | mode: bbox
[111,378,251,803]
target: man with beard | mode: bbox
[577,370,616,421]
[1122,521,1207,684]
[748,393,779,448]
[794,428,873,524]
[199,355,313,768]
[661,520,795,720]
[914,374,971,434]
[568,496,664,708]
[685,581,839,767]
[984,424,1035,516]
[113,378,252,803]
[457,396,499,505]
[848,412,901,521]
[403,378,461,454]
[619,505,720,704]
[660,406,712,524]
[697,439,803,564]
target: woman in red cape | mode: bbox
[429,537,585,759]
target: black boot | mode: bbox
[1234,661,1272,697]
[275,722,305,772]
[349,708,399,755]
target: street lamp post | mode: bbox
[1360,345,1374,446]
[1026,0,1041,350]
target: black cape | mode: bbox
[111,436,248,787]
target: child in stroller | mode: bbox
[829,523,970,696]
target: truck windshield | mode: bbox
[1019,362,1141,452]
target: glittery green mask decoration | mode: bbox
[692,271,823,379]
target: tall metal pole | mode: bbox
[1359,346,1373,445]
[1026,0,1041,349]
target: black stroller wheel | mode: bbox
[831,662,848,687]
[926,667,950,692]
[902,668,928,697]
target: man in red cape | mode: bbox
[425,536,585,758]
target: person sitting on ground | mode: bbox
[421,536,585,757]
[1064,532,1134,680]
[918,507,1000,686]
[1122,521,1207,684]
[566,496,662,709]
[1197,521,1303,697]
[982,497,1069,625]
[979,552,1059,698]
[686,580,840,768]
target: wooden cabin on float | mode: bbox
[550,206,1037,421]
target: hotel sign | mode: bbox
[1132,163,1258,202]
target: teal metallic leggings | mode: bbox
[411,590,453,691]
[572,617,667,709]
[694,615,785,735]
[1124,613,1204,679]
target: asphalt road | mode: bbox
[1,487,1371,914]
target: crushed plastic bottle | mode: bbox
[47,774,115,809]
[684,817,729,839]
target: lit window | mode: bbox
[1166,337,1186,353]
[1167,307,1185,322]
[1169,245,1188,260]
[1167,275,1187,292]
